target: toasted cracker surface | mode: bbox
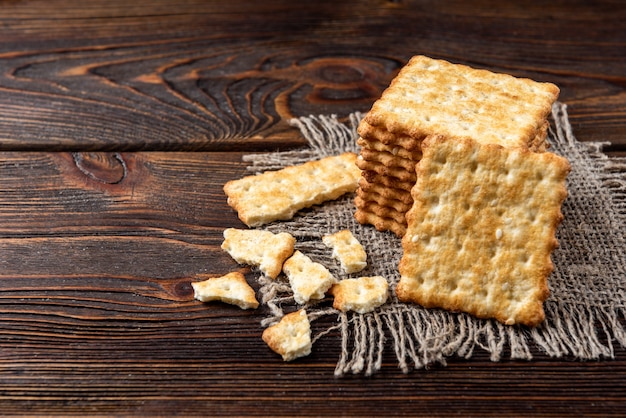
[283,250,337,304]
[330,276,389,314]
[262,309,312,361]
[192,272,259,310]
[224,153,360,227]
[397,136,570,326]
[363,55,559,150]
[322,229,367,274]
[221,228,295,279]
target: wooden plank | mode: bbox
[0,151,624,415]
[0,1,624,151]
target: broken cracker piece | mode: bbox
[322,229,367,274]
[224,153,360,227]
[221,228,295,279]
[397,136,570,327]
[192,272,259,310]
[262,309,312,361]
[283,250,337,305]
[330,276,389,314]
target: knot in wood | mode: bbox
[72,152,127,184]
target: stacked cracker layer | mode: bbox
[355,55,559,236]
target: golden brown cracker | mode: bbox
[397,136,570,327]
[224,153,360,227]
[330,276,389,314]
[363,55,559,151]
[322,229,368,274]
[192,272,259,310]
[221,228,295,279]
[283,250,337,304]
[354,208,407,237]
[262,309,312,361]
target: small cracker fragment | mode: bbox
[192,272,259,310]
[224,153,360,227]
[397,136,570,327]
[262,309,312,361]
[283,250,337,304]
[330,276,389,314]
[221,228,295,279]
[322,229,367,274]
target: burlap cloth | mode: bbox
[243,102,626,376]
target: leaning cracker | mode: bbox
[224,153,360,227]
[283,250,337,304]
[322,229,367,274]
[262,309,312,361]
[221,228,295,279]
[363,55,559,150]
[192,272,259,310]
[330,276,389,314]
[397,136,570,327]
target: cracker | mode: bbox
[356,187,413,214]
[330,276,389,314]
[192,272,259,310]
[363,55,559,150]
[357,177,414,204]
[354,196,407,226]
[221,228,295,279]
[357,137,422,160]
[356,155,417,183]
[361,170,415,192]
[397,136,570,327]
[262,309,312,361]
[224,152,360,227]
[283,250,337,304]
[359,147,418,172]
[354,209,407,237]
[322,229,367,274]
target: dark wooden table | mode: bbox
[0,1,624,416]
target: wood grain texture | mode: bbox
[0,151,625,416]
[1,0,625,415]
[0,0,624,151]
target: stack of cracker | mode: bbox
[354,55,559,236]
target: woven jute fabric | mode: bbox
[243,102,626,376]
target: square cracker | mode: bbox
[361,55,559,150]
[396,136,570,327]
[224,152,360,227]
